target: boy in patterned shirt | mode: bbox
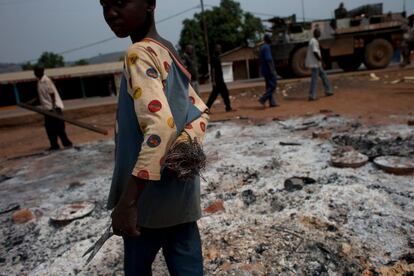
[100,0,209,275]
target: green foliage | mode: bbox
[37,52,65,68]
[74,59,89,66]
[179,0,264,75]
[21,52,65,70]
[21,62,34,71]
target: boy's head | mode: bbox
[33,66,44,79]
[100,0,156,38]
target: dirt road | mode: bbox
[1,67,413,159]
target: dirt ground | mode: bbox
[1,67,413,159]
[0,67,413,275]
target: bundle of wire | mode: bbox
[164,133,206,180]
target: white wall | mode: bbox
[221,62,234,83]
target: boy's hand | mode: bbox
[111,200,140,236]
[111,176,146,237]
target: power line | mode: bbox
[202,4,289,19]
[58,37,116,56]
[0,0,41,6]
[23,4,301,64]
[157,5,200,24]
[25,5,201,63]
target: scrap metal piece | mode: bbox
[83,226,114,264]
[49,202,95,223]
[284,177,316,192]
[374,156,414,175]
[0,203,20,215]
[279,142,302,146]
[331,146,369,168]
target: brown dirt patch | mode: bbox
[1,67,413,159]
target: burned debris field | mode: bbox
[1,113,413,275]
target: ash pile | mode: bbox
[0,113,413,275]
[200,114,413,275]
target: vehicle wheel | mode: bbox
[337,55,362,72]
[291,47,311,77]
[364,39,393,69]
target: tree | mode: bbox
[37,52,65,68]
[179,0,264,76]
[21,62,34,71]
[74,59,89,66]
[21,52,65,71]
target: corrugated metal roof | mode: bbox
[0,62,123,85]
[221,47,258,63]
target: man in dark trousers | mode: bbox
[259,34,279,108]
[33,66,73,150]
[206,44,234,112]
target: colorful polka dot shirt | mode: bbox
[123,38,209,181]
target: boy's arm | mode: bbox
[111,175,145,236]
[125,45,177,181]
[112,45,178,236]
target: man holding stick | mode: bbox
[33,66,73,150]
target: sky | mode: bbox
[0,0,412,63]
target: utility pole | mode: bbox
[301,0,305,23]
[403,0,406,13]
[200,0,212,82]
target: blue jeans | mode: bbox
[309,67,332,99]
[260,74,277,106]
[123,222,203,276]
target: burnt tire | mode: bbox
[337,55,362,72]
[364,39,393,69]
[291,47,311,77]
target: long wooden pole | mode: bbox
[17,103,109,135]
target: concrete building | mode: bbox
[220,47,261,81]
[1,47,264,107]
[0,62,123,107]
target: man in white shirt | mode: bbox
[34,66,72,150]
[305,28,333,101]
